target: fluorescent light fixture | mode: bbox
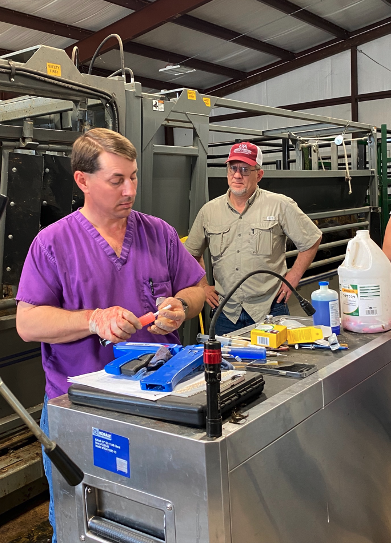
[159,64,196,76]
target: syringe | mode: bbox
[99,305,172,346]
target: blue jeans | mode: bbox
[40,395,56,543]
[215,299,289,336]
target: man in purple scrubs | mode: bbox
[16,128,205,542]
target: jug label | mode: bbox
[341,284,381,316]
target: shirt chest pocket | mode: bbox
[142,279,172,311]
[250,221,281,255]
[206,225,231,259]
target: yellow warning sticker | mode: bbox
[187,89,197,100]
[47,63,61,77]
[203,97,211,107]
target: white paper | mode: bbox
[68,370,170,401]
[68,369,246,401]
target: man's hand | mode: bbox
[276,237,321,304]
[204,285,219,308]
[89,306,142,343]
[276,270,300,303]
[149,297,185,335]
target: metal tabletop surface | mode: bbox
[51,329,389,445]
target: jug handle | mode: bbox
[344,238,358,267]
[344,237,372,268]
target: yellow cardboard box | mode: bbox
[251,324,287,348]
[287,326,323,344]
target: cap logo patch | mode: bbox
[234,143,252,155]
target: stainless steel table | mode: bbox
[49,331,391,543]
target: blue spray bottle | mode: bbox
[311,281,341,335]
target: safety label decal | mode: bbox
[47,63,61,77]
[92,427,130,478]
[152,99,164,111]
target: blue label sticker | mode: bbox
[92,428,130,478]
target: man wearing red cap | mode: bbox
[185,141,322,335]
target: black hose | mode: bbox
[209,269,315,339]
[108,67,134,83]
[88,33,125,80]
[71,46,79,69]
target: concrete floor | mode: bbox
[0,492,52,543]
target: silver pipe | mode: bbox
[320,221,369,234]
[0,377,53,450]
[36,144,72,152]
[0,297,16,309]
[308,255,345,269]
[286,238,351,258]
[307,207,369,219]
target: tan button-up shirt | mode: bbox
[185,187,321,323]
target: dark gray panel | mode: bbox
[3,153,43,284]
[207,174,370,214]
[259,174,370,214]
[41,154,75,227]
[0,325,43,420]
[152,154,191,238]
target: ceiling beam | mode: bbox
[205,16,391,97]
[175,15,294,60]
[211,96,351,122]
[211,89,391,124]
[107,0,295,59]
[104,0,148,8]
[257,0,349,39]
[350,46,358,122]
[66,0,214,63]
[0,5,241,80]
[0,6,90,40]
[122,42,246,79]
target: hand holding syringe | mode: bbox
[98,305,172,347]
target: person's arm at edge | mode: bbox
[16,302,142,344]
[383,217,391,260]
[276,235,322,303]
[194,255,219,308]
[175,284,206,319]
[16,302,94,343]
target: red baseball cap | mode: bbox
[226,142,263,167]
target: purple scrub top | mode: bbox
[16,210,205,399]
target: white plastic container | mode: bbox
[338,230,391,333]
[311,281,340,335]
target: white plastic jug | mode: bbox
[338,230,391,333]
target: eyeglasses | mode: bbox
[228,164,256,176]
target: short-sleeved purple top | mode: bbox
[16,210,205,399]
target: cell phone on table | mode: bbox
[246,363,317,379]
